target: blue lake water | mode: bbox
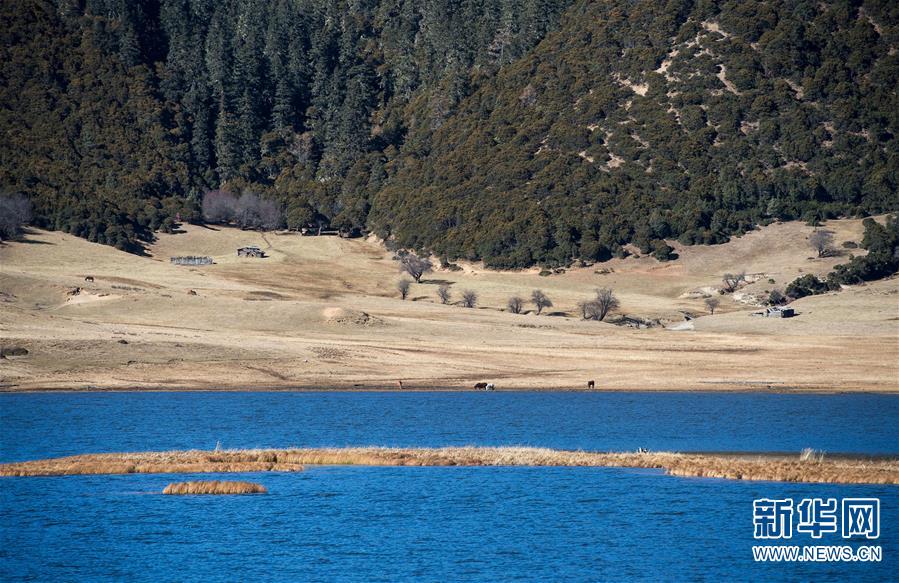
[1,391,897,581]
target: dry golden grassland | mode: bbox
[0,217,897,392]
[162,480,267,495]
[2,447,896,485]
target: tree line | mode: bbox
[1,0,896,262]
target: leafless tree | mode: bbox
[809,230,835,257]
[507,296,524,314]
[400,254,433,283]
[593,288,619,321]
[531,289,552,314]
[202,189,237,223]
[204,190,283,230]
[0,193,32,240]
[704,297,720,314]
[722,271,746,293]
[436,284,451,304]
[235,192,283,230]
[397,279,411,300]
[461,290,478,308]
[257,198,284,230]
[578,300,602,320]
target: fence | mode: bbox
[170,256,213,266]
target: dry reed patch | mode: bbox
[1,447,897,484]
[163,480,267,495]
[0,450,304,476]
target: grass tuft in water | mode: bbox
[162,480,267,495]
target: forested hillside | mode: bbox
[2,0,897,263]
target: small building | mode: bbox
[237,246,264,258]
[767,307,795,318]
[753,306,795,318]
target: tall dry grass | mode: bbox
[163,480,267,495]
[1,447,896,485]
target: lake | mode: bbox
[1,391,897,581]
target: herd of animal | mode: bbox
[473,380,597,391]
[395,380,598,391]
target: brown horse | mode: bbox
[587,380,595,389]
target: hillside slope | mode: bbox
[374,0,899,266]
[1,219,896,392]
[2,0,896,262]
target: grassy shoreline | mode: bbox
[2,384,895,394]
[1,447,896,485]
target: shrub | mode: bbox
[397,279,411,300]
[767,289,786,305]
[651,240,676,261]
[437,284,451,304]
[785,274,832,299]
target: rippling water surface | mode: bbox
[1,392,897,581]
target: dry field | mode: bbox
[1,447,896,485]
[0,218,897,392]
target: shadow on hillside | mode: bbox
[13,228,54,245]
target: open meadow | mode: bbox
[1,218,896,392]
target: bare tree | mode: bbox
[0,193,32,240]
[722,271,746,293]
[258,198,284,230]
[531,290,552,314]
[578,300,602,320]
[437,284,451,304]
[397,279,411,300]
[704,297,720,315]
[593,288,619,321]
[507,296,524,314]
[809,230,835,257]
[400,254,433,283]
[461,290,478,308]
[204,190,283,230]
[202,189,237,223]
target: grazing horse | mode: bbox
[587,380,595,389]
[84,276,94,282]
[473,382,489,390]
[485,383,495,391]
